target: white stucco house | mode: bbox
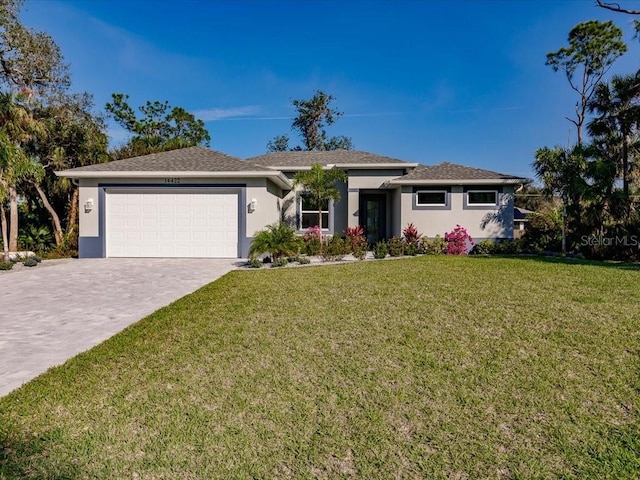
[56,146,530,258]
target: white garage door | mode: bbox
[106,189,238,258]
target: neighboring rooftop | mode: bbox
[59,146,274,173]
[246,149,412,168]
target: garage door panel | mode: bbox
[107,190,238,258]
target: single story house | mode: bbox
[56,146,530,258]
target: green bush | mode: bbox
[405,243,418,256]
[494,239,523,255]
[388,236,405,257]
[296,256,311,265]
[247,258,262,268]
[271,257,289,268]
[472,239,496,255]
[249,222,302,261]
[23,257,38,267]
[421,235,447,255]
[321,234,347,262]
[0,261,13,270]
[373,241,388,259]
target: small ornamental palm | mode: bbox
[249,221,303,260]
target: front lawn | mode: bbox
[1,256,638,478]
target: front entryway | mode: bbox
[359,194,387,244]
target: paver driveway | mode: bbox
[0,258,238,397]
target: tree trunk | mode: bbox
[1,203,8,262]
[31,180,63,246]
[8,184,18,251]
[67,187,79,237]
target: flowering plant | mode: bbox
[402,223,421,246]
[345,225,367,260]
[302,225,322,255]
[444,225,474,255]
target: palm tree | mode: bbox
[588,72,640,203]
[248,222,303,261]
[293,163,347,231]
[0,91,45,257]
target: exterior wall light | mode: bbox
[248,198,257,213]
[84,198,94,213]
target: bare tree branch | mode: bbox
[596,1,640,14]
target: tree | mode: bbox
[533,145,591,251]
[106,93,211,159]
[0,0,72,254]
[0,91,46,257]
[293,163,347,231]
[546,20,627,145]
[0,0,69,102]
[587,72,640,202]
[267,90,354,152]
[29,92,108,246]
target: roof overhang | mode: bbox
[386,178,531,186]
[55,170,293,189]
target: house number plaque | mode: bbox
[164,178,181,184]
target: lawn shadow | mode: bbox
[471,254,640,271]
[0,426,79,479]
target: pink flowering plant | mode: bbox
[302,225,322,256]
[345,225,367,260]
[444,224,474,255]
[402,223,421,246]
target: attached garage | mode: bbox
[55,147,292,259]
[106,189,239,258]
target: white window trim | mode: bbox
[467,190,498,206]
[416,190,447,207]
[299,194,330,231]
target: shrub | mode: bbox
[373,241,388,259]
[302,226,322,256]
[445,225,474,255]
[521,208,562,253]
[345,225,367,260]
[402,223,421,246]
[387,236,405,257]
[23,257,38,267]
[421,235,447,255]
[321,234,347,262]
[0,261,13,271]
[405,243,418,256]
[247,257,262,268]
[472,239,496,255]
[249,222,302,260]
[297,256,311,265]
[271,257,289,268]
[494,239,523,255]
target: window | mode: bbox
[416,190,447,206]
[299,193,329,230]
[467,190,498,206]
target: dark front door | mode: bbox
[359,194,387,244]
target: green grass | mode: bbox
[1,256,639,479]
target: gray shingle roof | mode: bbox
[397,162,525,181]
[246,149,410,167]
[63,146,273,173]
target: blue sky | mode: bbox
[20,0,640,179]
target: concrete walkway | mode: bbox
[0,258,238,397]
